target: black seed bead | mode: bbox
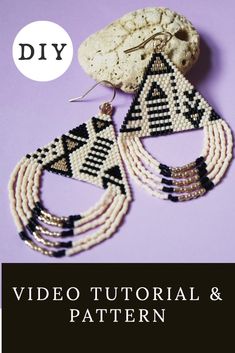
[176,110,180,114]
[200,176,214,191]
[26,154,31,159]
[203,180,214,192]
[54,138,59,142]
[32,207,41,216]
[168,194,179,202]
[37,148,42,152]
[33,202,43,216]
[163,186,174,193]
[160,169,172,177]
[53,250,66,258]
[197,164,207,173]
[51,144,56,148]
[33,208,38,215]
[30,217,38,225]
[60,241,73,248]
[61,230,74,237]
[197,167,207,178]
[27,218,37,232]
[200,176,210,187]
[162,178,173,185]
[29,216,38,226]
[198,162,207,170]
[35,202,43,210]
[19,231,31,241]
[69,215,82,222]
[159,163,170,171]
[61,220,73,229]
[195,156,204,166]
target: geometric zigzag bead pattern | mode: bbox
[9,104,131,257]
[118,52,233,201]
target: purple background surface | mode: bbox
[0,0,234,264]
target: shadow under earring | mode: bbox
[9,81,131,257]
[118,32,233,202]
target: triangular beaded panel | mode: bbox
[26,114,129,195]
[120,52,221,138]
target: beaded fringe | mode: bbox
[119,52,233,201]
[119,119,233,201]
[9,109,131,257]
[8,158,130,257]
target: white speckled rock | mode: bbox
[78,7,200,93]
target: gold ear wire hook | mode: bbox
[124,31,172,54]
[69,80,116,103]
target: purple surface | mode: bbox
[0,0,234,264]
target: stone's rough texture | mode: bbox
[78,7,200,93]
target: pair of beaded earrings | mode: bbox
[9,32,233,257]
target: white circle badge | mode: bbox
[12,21,73,81]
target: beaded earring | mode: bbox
[9,81,131,257]
[118,32,233,202]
